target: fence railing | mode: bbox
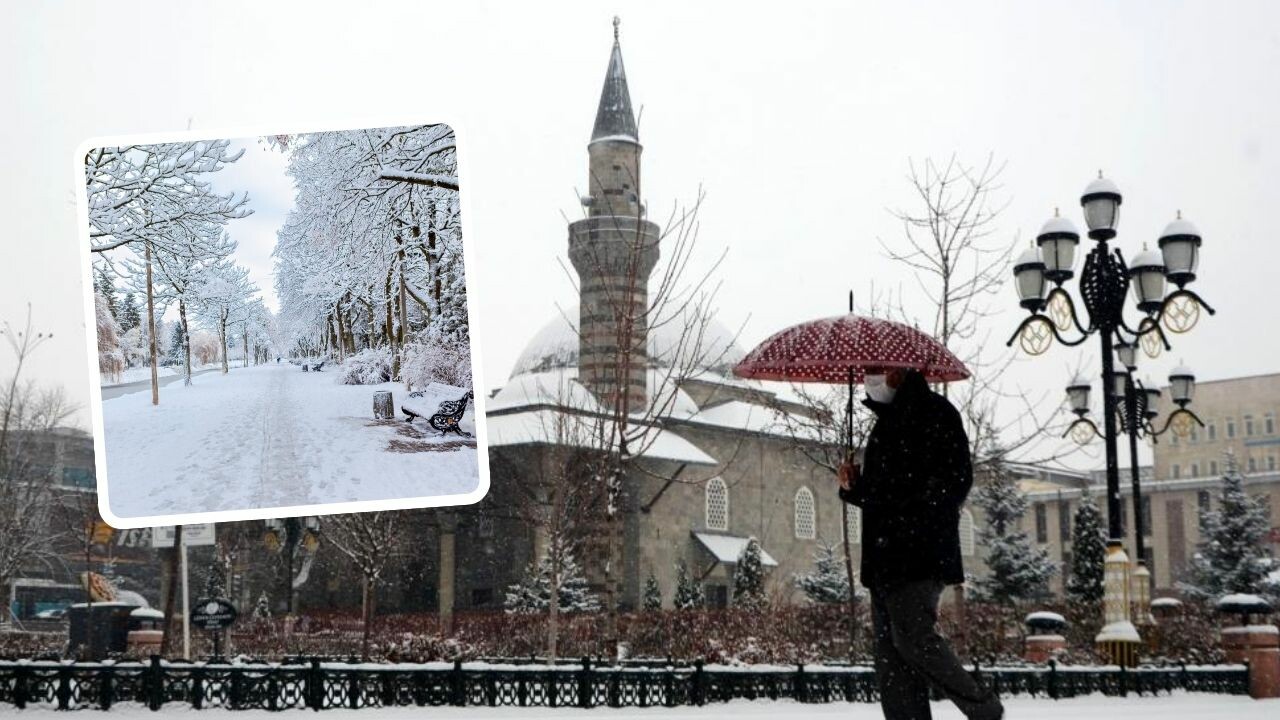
[0,657,1249,711]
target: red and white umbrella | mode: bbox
[733,308,968,453]
[732,314,969,385]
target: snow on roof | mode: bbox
[509,306,745,379]
[486,409,717,465]
[693,532,779,567]
[679,400,790,437]
[487,368,602,414]
[130,607,164,619]
[1151,597,1183,608]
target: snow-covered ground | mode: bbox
[101,363,478,518]
[101,362,224,388]
[9,694,1277,717]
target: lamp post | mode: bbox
[1009,173,1215,662]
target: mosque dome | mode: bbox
[510,304,746,379]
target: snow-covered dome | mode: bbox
[1038,215,1079,238]
[1160,216,1201,240]
[509,305,746,379]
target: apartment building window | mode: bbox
[1058,502,1071,542]
[1210,460,1219,476]
[1267,414,1275,435]
[1141,496,1152,537]
[1245,415,1255,436]
[1227,418,1236,438]
[1269,455,1277,472]
[1207,422,1217,441]
[1197,490,1211,515]
[1189,425,1199,443]
[1172,464,1181,479]
[1191,462,1200,477]
[1035,503,1048,543]
[1248,456,1258,473]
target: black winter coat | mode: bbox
[838,370,973,589]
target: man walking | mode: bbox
[838,368,1003,720]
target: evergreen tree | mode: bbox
[794,540,851,604]
[94,265,118,320]
[672,560,704,610]
[1185,454,1274,599]
[970,466,1056,606]
[642,572,662,611]
[1066,491,1108,605]
[504,551,600,614]
[200,562,225,599]
[252,591,272,619]
[732,537,768,610]
[119,291,142,333]
[167,321,188,365]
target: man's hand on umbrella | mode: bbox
[838,459,859,492]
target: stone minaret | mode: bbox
[568,18,661,411]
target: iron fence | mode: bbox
[0,657,1249,711]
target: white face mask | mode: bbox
[864,374,898,404]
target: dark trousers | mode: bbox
[870,581,1002,720]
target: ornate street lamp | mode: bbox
[1011,172,1215,663]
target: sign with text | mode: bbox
[191,598,238,631]
[151,524,216,548]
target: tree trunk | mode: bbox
[396,235,409,380]
[242,323,249,369]
[179,300,192,386]
[373,391,394,420]
[219,314,229,374]
[360,576,374,661]
[548,546,560,662]
[159,525,183,657]
[144,242,160,405]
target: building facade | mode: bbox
[993,373,1280,597]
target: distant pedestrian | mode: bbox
[838,368,1002,720]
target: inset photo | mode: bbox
[79,124,484,525]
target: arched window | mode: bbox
[794,486,816,540]
[959,509,976,557]
[844,505,861,545]
[705,477,729,531]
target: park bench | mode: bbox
[401,383,474,437]
[301,360,326,372]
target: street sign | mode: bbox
[191,598,238,631]
[151,524,216,548]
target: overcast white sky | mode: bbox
[3,1,1279,473]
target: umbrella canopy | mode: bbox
[732,314,970,384]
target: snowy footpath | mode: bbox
[10,694,1278,717]
[101,364,478,517]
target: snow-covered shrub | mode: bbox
[95,291,124,382]
[191,330,221,365]
[403,332,471,391]
[794,540,855,604]
[340,347,393,385]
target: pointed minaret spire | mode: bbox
[592,17,638,142]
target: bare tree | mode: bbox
[0,307,75,621]
[323,512,401,660]
[878,154,1067,471]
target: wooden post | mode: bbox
[373,391,394,420]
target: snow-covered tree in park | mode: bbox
[322,511,402,660]
[1066,491,1107,605]
[970,463,1056,606]
[85,140,252,402]
[733,537,768,610]
[0,308,75,604]
[193,261,259,374]
[505,549,600,615]
[85,140,251,255]
[795,540,853,605]
[118,292,141,333]
[93,266,118,321]
[272,125,465,376]
[642,572,663,611]
[95,291,125,382]
[201,562,226,599]
[1184,454,1275,600]
[673,560,704,610]
[166,321,187,366]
